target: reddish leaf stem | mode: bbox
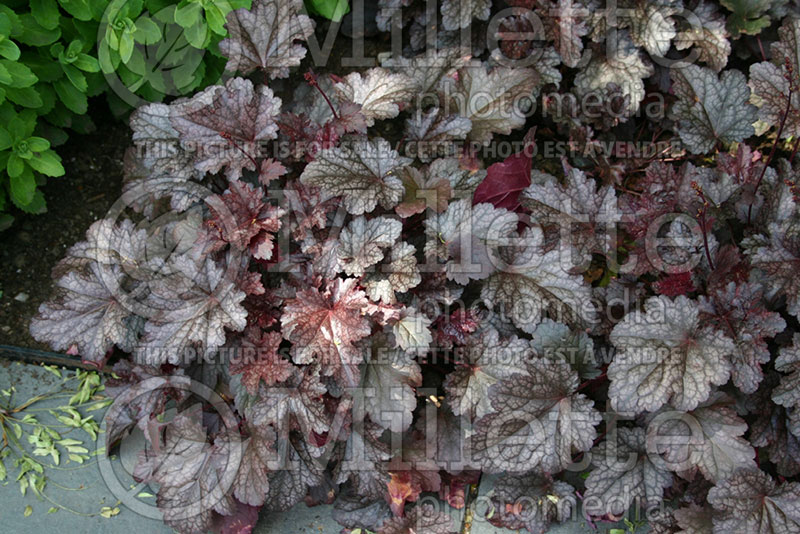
[748,64,797,224]
[305,70,339,120]
[692,181,715,271]
[220,132,259,170]
[757,36,767,62]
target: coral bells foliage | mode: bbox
[29,0,800,533]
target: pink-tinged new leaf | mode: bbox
[228,327,292,395]
[211,500,261,534]
[281,278,371,387]
[259,158,287,185]
[201,181,285,260]
[385,449,442,517]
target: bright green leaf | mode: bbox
[305,0,350,22]
[9,109,37,139]
[184,19,208,48]
[61,63,88,92]
[65,40,83,57]
[118,32,135,63]
[5,86,43,108]
[0,61,10,84]
[0,13,10,36]
[0,40,20,61]
[7,152,24,177]
[15,14,60,46]
[174,1,202,28]
[26,136,50,152]
[9,166,36,206]
[57,0,93,21]
[73,53,99,72]
[0,60,37,88]
[18,189,46,214]
[133,16,161,44]
[0,127,10,149]
[204,4,227,35]
[28,150,64,176]
[53,78,87,113]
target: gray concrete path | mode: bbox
[0,361,647,533]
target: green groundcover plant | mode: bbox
[0,0,257,230]
[27,0,800,533]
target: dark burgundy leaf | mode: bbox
[472,128,535,211]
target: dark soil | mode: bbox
[0,120,130,349]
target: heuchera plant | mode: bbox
[29,0,800,533]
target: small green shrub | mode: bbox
[0,0,251,230]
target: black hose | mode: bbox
[0,344,109,372]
